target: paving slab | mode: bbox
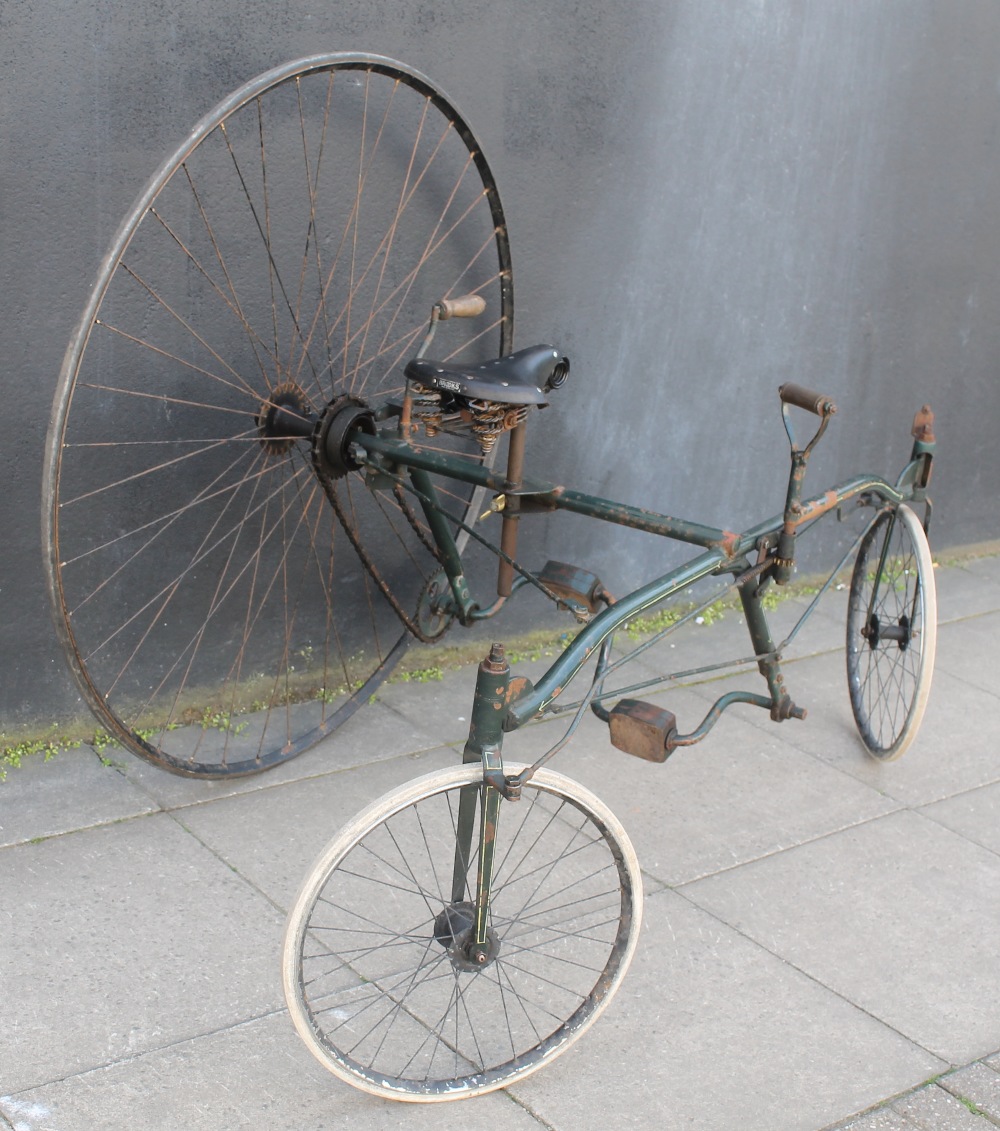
[890,1083,992,1130]
[110,696,446,811]
[510,889,941,1131]
[932,611,1000,696]
[755,590,849,657]
[616,598,837,690]
[0,745,157,848]
[920,780,1000,857]
[359,664,492,745]
[691,650,1000,809]
[938,1061,1000,1121]
[958,553,1000,587]
[176,745,459,908]
[810,1054,1000,1129]
[932,560,1000,622]
[500,686,899,886]
[2,555,998,1130]
[0,1012,542,1131]
[680,809,1000,1065]
[834,1108,918,1130]
[0,815,286,1093]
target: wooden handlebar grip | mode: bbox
[438,294,486,319]
[779,383,836,415]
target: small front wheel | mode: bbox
[846,504,937,759]
[282,763,642,1101]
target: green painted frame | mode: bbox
[352,414,934,739]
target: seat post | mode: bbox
[497,421,527,596]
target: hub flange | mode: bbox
[433,900,501,971]
[312,395,377,479]
[256,382,315,456]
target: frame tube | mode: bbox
[356,431,916,734]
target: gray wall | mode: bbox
[3,0,999,731]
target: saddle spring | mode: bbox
[409,384,529,454]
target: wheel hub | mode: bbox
[312,395,377,480]
[256,382,316,456]
[863,612,911,650]
[433,900,501,971]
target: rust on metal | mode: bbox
[779,383,837,416]
[537,561,606,612]
[787,489,840,530]
[608,699,677,762]
[504,676,533,707]
[912,405,935,443]
[399,387,414,437]
[713,530,741,559]
[482,641,508,675]
[497,422,527,596]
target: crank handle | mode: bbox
[436,294,486,319]
[414,294,486,361]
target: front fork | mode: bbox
[453,643,516,964]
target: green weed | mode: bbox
[696,600,726,626]
[200,708,249,736]
[392,666,444,683]
[954,1095,988,1118]
[0,726,82,780]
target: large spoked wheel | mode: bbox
[846,504,936,760]
[282,763,643,1101]
[44,55,513,777]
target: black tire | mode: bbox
[44,55,512,778]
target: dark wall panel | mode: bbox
[3,1,998,728]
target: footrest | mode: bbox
[609,699,678,763]
[537,561,607,613]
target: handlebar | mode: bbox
[779,383,837,417]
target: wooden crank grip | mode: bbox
[437,294,486,319]
[778,383,836,416]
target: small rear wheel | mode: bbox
[846,504,936,759]
[282,763,643,1101]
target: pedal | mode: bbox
[608,699,678,763]
[537,560,607,613]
